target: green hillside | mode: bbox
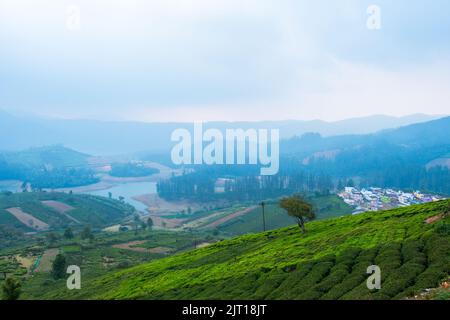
[0,191,135,233]
[0,145,90,168]
[218,195,352,236]
[0,146,100,188]
[47,200,449,300]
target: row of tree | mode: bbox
[157,169,335,202]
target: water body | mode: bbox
[86,181,157,212]
[0,179,157,212]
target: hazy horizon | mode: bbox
[1,0,450,122]
[1,108,447,125]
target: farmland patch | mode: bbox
[6,207,49,231]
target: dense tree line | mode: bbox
[157,143,450,202]
[109,163,159,178]
[0,159,98,189]
[157,165,334,202]
[358,165,450,194]
[304,143,450,195]
[26,167,99,189]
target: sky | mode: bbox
[0,0,449,122]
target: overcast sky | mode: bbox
[0,0,449,122]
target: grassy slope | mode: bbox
[44,200,449,300]
[17,229,220,299]
[219,195,352,235]
[1,145,90,168]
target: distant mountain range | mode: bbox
[282,116,450,157]
[0,115,448,194]
[281,116,450,194]
[0,110,444,155]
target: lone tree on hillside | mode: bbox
[80,225,93,241]
[445,202,450,218]
[2,277,21,300]
[147,217,154,230]
[52,254,66,279]
[46,232,61,245]
[64,227,74,239]
[279,195,316,233]
[133,214,141,234]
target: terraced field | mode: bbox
[0,191,135,232]
[5,207,49,231]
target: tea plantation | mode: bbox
[43,200,450,300]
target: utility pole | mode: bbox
[260,201,266,232]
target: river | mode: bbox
[85,181,157,212]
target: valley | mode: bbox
[2,0,450,306]
[0,114,448,301]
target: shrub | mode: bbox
[377,262,425,298]
[401,240,424,262]
[321,273,366,300]
[297,288,323,300]
[411,266,447,291]
[435,223,450,236]
[340,282,375,300]
[291,262,334,298]
[313,267,349,293]
[267,263,314,299]
[51,253,66,279]
[253,272,286,299]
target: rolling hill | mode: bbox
[281,116,450,194]
[41,200,450,300]
[0,145,90,169]
[282,116,450,157]
[0,146,99,189]
[0,191,135,234]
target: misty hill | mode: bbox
[161,116,450,200]
[37,200,450,300]
[0,145,90,169]
[0,192,135,235]
[281,116,450,194]
[0,111,443,155]
[282,116,450,157]
[0,146,97,189]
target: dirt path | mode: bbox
[112,241,172,254]
[41,200,80,224]
[15,255,34,270]
[34,248,59,272]
[201,206,257,229]
[182,209,235,229]
[133,193,204,214]
[6,207,49,231]
[425,213,444,224]
[146,215,186,228]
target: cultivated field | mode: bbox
[33,248,59,273]
[41,200,80,224]
[6,207,49,231]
